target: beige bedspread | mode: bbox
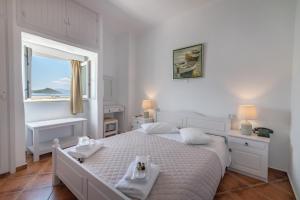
[76,131,223,200]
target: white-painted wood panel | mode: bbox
[0,0,6,17]
[66,0,98,48]
[44,0,67,36]
[0,17,9,174]
[17,0,99,49]
[17,0,67,37]
[18,0,46,29]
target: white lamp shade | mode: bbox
[238,105,257,120]
[142,99,154,110]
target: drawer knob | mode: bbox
[245,142,249,146]
[229,148,232,152]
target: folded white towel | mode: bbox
[115,163,160,200]
[124,155,151,182]
[68,141,103,159]
[75,139,97,151]
[124,161,149,182]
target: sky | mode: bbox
[31,55,71,91]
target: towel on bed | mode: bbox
[124,156,151,182]
[68,141,103,159]
[124,161,150,183]
[115,163,160,200]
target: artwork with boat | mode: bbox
[173,44,203,79]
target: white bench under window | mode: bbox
[26,118,87,161]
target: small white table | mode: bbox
[131,117,154,130]
[104,118,118,137]
[228,130,270,182]
[27,118,87,161]
[104,104,125,134]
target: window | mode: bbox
[24,45,90,100]
[31,55,71,99]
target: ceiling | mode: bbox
[75,0,210,32]
[107,0,210,26]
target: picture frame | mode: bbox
[173,44,204,79]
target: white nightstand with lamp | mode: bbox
[131,99,155,130]
[142,99,154,118]
[228,105,271,182]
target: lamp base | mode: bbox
[240,122,253,135]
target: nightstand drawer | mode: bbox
[228,137,267,151]
[104,105,124,113]
[230,149,267,178]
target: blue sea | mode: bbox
[32,90,70,97]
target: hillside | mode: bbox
[32,88,62,94]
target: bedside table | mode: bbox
[131,117,154,130]
[228,130,270,182]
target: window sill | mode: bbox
[24,98,89,103]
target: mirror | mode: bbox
[104,76,113,102]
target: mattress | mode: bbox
[65,131,224,200]
[154,132,231,176]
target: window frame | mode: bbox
[80,60,91,99]
[23,45,91,102]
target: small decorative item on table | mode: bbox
[253,127,274,138]
[132,156,150,180]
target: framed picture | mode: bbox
[173,44,203,79]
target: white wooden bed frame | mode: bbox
[52,111,230,200]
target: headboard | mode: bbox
[157,110,230,137]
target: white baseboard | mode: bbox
[269,165,288,173]
[288,172,299,200]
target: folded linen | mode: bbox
[124,161,149,182]
[75,139,97,151]
[68,141,103,159]
[115,163,160,200]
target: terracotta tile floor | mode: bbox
[0,153,296,200]
[0,154,76,200]
[216,169,296,200]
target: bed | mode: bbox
[52,111,231,200]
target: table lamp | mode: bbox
[142,99,154,118]
[238,105,257,135]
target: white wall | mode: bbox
[6,0,103,168]
[115,33,137,131]
[290,0,300,197]
[115,33,130,130]
[135,0,296,171]
[7,0,26,168]
[103,23,118,103]
[102,21,137,131]
[0,0,10,174]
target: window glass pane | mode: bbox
[81,66,87,96]
[31,55,71,99]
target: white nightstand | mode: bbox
[131,117,154,130]
[228,130,270,182]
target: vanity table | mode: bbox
[103,104,125,137]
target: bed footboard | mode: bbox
[52,139,129,200]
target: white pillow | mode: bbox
[180,128,211,145]
[141,122,179,134]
